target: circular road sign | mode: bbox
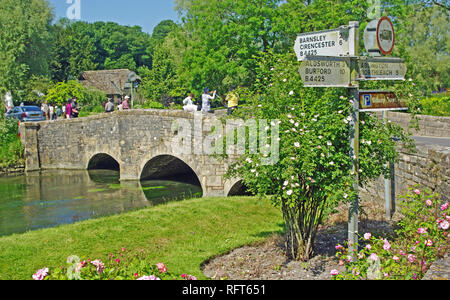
[376,16,395,55]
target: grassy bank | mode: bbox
[0,196,283,280]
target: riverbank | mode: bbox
[0,196,283,280]
[0,164,24,176]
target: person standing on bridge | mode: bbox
[122,96,131,110]
[225,86,239,116]
[201,88,216,113]
[105,98,115,113]
[65,99,73,119]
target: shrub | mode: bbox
[0,117,23,168]
[420,93,450,117]
[332,187,449,280]
[35,248,197,281]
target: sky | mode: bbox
[48,0,179,34]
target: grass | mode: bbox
[0,196,283,280]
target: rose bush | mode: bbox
[332,187,449,280]
[224,51,415,261]
[33,248,197,280]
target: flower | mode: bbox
[330,269,339,276]
[441,203,449,211]
[91,260,105,274]
[369,253,379,261]
[156,263,168,273]
[294,142,300,148]
[335,244,343,250]
[417,227,427,234]
[439,220,449,230]
[115,258,120,264]
[364,233,372,240]
[426,199,432,206]
[407,254,416,263]
[32,268,49,280]
[286,190,293,196]
[393,255,400,262]
[289,90,294,95]
[425,240,433,247]
[383,239,391,251]
[414,189,420,195]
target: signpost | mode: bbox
[294,17,407,258]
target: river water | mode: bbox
[0,170,202,237]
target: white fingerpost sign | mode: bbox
[294,26,351,61]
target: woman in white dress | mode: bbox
[201,88,216,113]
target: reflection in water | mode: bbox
[0,170,202,237]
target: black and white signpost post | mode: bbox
[295,17,407,259]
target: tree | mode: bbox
[396,4,449,94]
[0,0,53,100]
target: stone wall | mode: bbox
[361,143,450,207]
[380,112,450,138]
[19,110,242,197]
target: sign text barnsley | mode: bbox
[294,27,350,61]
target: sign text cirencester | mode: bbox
[294,26,351,61]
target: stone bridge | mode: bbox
[19,110,246,197]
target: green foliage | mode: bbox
[0,118,24,169]
[0,0,53,96]
[419,93,450,117]
[333,187,449,280]
[45,81,85,106]
[45,81,106,107]
[396,5,449,95]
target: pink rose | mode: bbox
[417,227,427,234]
[383,239,391,250]
[393,255,399,262]
[414,189,420,195]
[369,253,379,261]
[426,199,432,206]
[425,240,433,247]
[330,269,339,276]
[439,220,449,230]
[156,263,168,273]
[407,254,416,263]
[32,268,49,280]
[441,203,449,211]
[363,233,372,240]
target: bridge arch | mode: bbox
[140,154,203,191]
[87,153,120,171]
[225,179,252,196]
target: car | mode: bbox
[5,106,46,122]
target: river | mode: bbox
[0,170,202,237]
